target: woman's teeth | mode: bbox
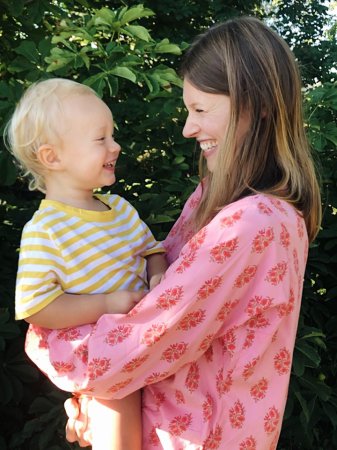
[200,141,217,151]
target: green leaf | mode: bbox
[21,417,44,437]
[0,150,18,186]
[119,5,155,25]
[324,129,337,147]
[83,73,107,97]
[123,25,152,42]
[0,322,20,339]
[7,0,24,17]
[29,397,55,414]
[6,358,39,382]
[173,156,186,165]
[293,352,305,376]
[299,376,332,401]
[38,38,52,58]
[310,134,327,151]
[154,41,182,55]
[107,75,119,97]
[10,375,24,403]
[51,35,74,50]
[106,41,123,55]
[45,48,75,72]
[294,389,311,423]
[147,214,175,224]
[322,401,337,428]
[93,8,117,27]
[151,67,183,88]
[14,41,39,62]
[299,328,326,340]
[143,74,160,95]
[295,340,321,366]
[0,370,13,404]
[8,56,36,73]
[109,67,137,83]
[115,6,128,22]
[80,50,90,70]
[0,311,10,324]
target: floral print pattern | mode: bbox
[25,186,308,449]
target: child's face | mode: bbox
[56,93,121,191]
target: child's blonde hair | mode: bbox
[4,78,97,193]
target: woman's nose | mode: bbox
[182,115,200,138]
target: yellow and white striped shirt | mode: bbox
[15,194,165,320]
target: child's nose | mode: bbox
[110,138,121,154]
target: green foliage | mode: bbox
[0,2,194,447]
[0,0,336,449]
[265,0,337,84]
[278,81,337,449]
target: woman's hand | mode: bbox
[64,395,93,447]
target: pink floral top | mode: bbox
[25,185,308,450]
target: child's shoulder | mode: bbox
[96,193,135,211]
[21,209,49,237]
[22,201,67,235]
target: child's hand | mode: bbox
[105,290,144,314]
[149,273,165,290]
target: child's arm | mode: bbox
[25,290,144,329]
[146,253,169,290]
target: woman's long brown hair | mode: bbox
[180,16,321,243]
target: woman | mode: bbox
[25,16,321,449]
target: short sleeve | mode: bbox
[15,222,64,320]
[118,197,165,257]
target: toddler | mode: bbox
[6,78,168,449]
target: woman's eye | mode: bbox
[195,108,204,113]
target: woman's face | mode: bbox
[182,78,250,172]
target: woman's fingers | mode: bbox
[76,396,92,447]
[64,397,79,442]
[64,397,79,419]
[65,417,78,443]
[64,396,92,446]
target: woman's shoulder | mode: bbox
[214,193,302,233]
[225,193,295,214]
[194,193,307,259]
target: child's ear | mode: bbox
[36,144,62,170]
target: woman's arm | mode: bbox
[25,194,307,398]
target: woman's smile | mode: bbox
[199,140,218,159]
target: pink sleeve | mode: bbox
[25,194,307,400]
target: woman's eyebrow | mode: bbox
[184,101,203,109]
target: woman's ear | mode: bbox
[36,144,62,170]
